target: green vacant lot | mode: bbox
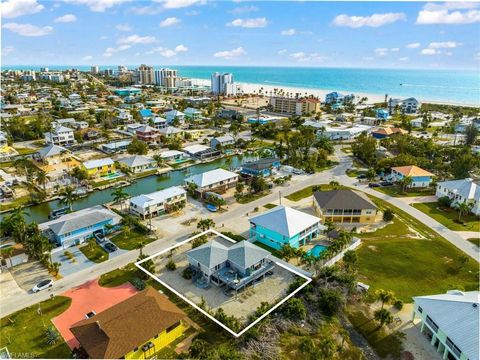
[356,197,478,302]
[0,296,72,359]
[412,202,480,232]
[99,263,138,287]
[110,229,155,251]
[79,241,108,263]
[374,185,435,198]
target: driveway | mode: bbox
[52,247,95,277]
[0,270,27,297]
[52,278,137,349]
[9,261,55,291]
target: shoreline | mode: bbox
[192,78,479,107]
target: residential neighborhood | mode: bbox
[0,1,479,359]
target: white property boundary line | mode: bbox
[135,229,312,337]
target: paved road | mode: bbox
[1,146,478,317]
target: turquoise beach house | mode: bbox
[249,205,324,250]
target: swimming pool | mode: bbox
[308,244,328,258]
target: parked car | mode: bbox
[206,204,218,212]
[380,181,394,186]
[104,242,118,253]
[32,279,53,293]
[94,231,105,243]
[368,183,380,188]
[356,174,366,179]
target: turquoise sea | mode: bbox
[4,65,479,105]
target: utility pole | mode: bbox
[279,191,282,205]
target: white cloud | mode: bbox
[65,0,132,12]
[374,48,389,56]
[1,0,44,18]
[333,12,406,28]
[278,49,288,55]
[118,34,156,45]
[399,57,409,61]
[174,44,188,52]
[421,48,438,55]
[416,3,480,24]
[160,0,205,9]
[99,35,108,40]
[82,55,93,61]
[104,44,131,57]
[290,52,306,59]
[289,51,326,62]
[229,5,258,15]
[213,46,247,59]
[390,47,400,52]
[227,17,268,28]
[2,46,15,56]
[475,52,480,61]
[116,24,132,31]
[160,17,181,27]
[3,22,53,36]
[406,42,421,48]
[186,10,199,16]
[428,41,461,48]
[54,14,77,23]
[281,28,296,36]
[160,49,176,57]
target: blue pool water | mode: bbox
[308,244,328,258]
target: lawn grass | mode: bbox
[79,241,108,263]
[346,169,365,178]
[13,147,37,155]
[98,263,139,287]
[236,191,270,204]
[467,238,480,247]
[347,310,403,359]
[0,296,72,359]
[253,241,283,258]
[0,195,31,212]
[0,161,14,169]
[412,202,480,232]
[110,229,155,251]
[264,203,277,209]
[356,196,479,302]
[286,184,348,201]
[374,185,435,198]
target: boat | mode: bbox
[48,206,70,219]
[72,187,88,197]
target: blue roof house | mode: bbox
[249,205,324,250]
[376,109,389,120]
[240,157,281,177]
[139,109,153,121]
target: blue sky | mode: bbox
[1,0,480,69]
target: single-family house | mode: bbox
[184,168,238,195]
[184,107,202,121]
[129,186,187,219]
[388,97,420,114]
[44,125,76,146]
[159,126,183,139]
[165,110,185,124]
[411,290,479,360]
[82,157,116,178]
[186,240,273,292]
[152,117,168,129]
[320,124,371,140]
[118,155,157,174]
[371,127,407,139]
[325,92,354,105]
[70,288,187,360]
[240,157,281,177]
[376,109,389,120]
[435,178,480,215]
[39,205,121,248]
[136,125,161,145]
[390,165,434,188]
[139,108,153,122]
[159,150,188,163]
[101,140,131,154]
[249,205,324,250]
[313,190,379,224]
[183,144,220,160]
[34,144,70,165]
[127,123,143,135]
[454,118,480,133]
[210,135,234,149]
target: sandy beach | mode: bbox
[193,78,478,107]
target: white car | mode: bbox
[32,279,53,293]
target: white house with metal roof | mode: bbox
[249,205,324,250]
[118,155,157,174]
[210,135,235,149]
[186,240,273,292]
[129,186,187,219]
[412,290,479,360]
[34,144,70,165]
[44,125,75,146]
[184,168,238,195]
[436,179,480,215]
[39,205,122,248]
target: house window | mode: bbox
[418,306,423,313]
[166,321,180,333]
[133,347,138,352]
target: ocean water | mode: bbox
[4,65,479,105]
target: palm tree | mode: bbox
[376,289,395,310]
[59,186,78,212]
[197,218,215,232]
[374,308,394,328]
[111,188,129,212]
[456,201,473,221]
[398,176,413,192]
[136,241,145,257]
[2,247,14,268]
[35,170,50,192]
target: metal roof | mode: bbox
[129,186,186,209]
[184,168,238,188]
[118,155,155,168]
[313,189,377,210]
[83,157,114,169]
